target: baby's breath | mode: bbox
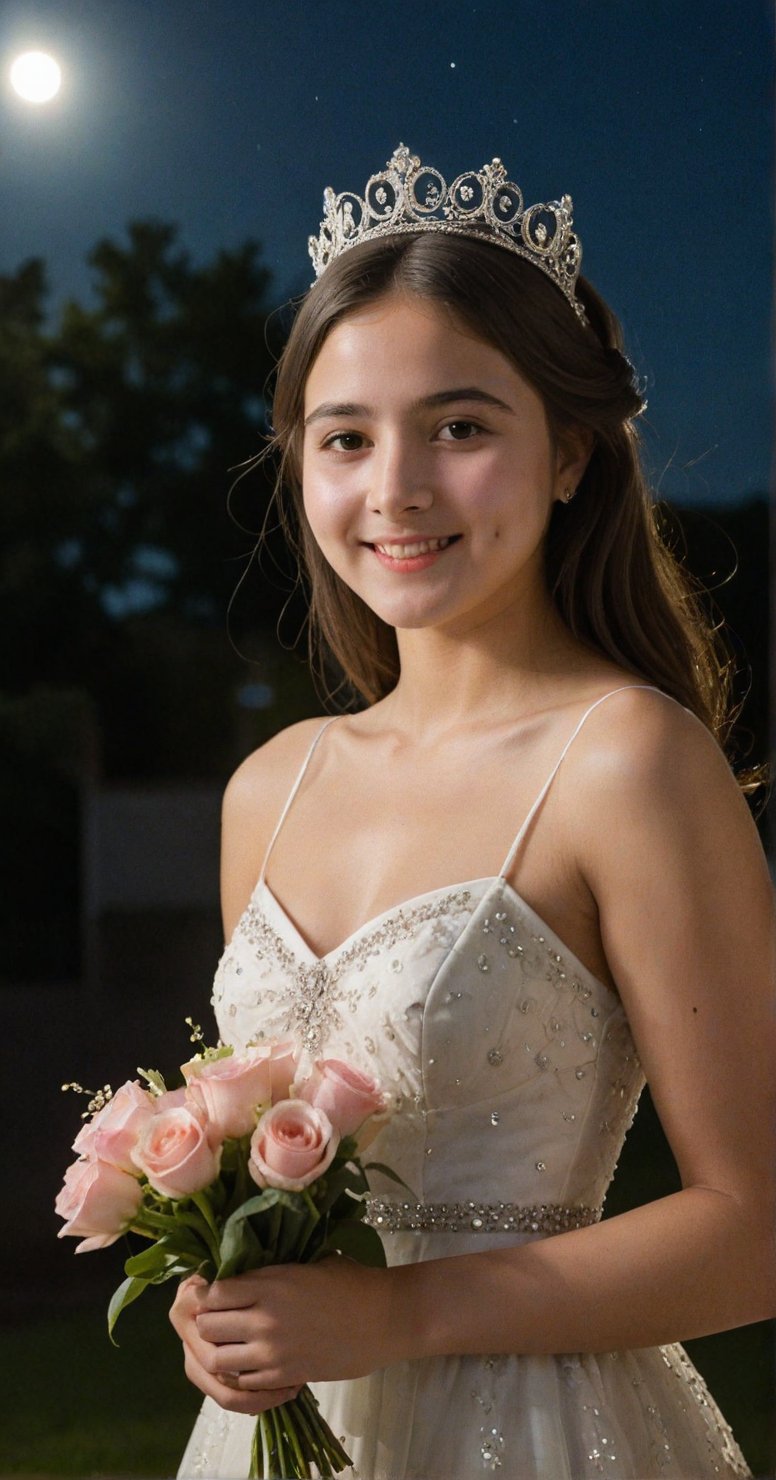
[61,1081,113,1118]
[185,1015,204,1044]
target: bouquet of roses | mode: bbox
[56,1028,395,1479]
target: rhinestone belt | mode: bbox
[364,1198,603,1235]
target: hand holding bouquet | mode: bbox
[57,1032,396,1478]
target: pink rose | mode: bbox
[72,1080,155,1174]
[131,1105,221,1198]
[249,1099,338,1191]
[55,1156,143,1253]
[268,1040,298,1103]
[182,1047,275,1141]
[297,1058,386,1137]
[153,1086,188,1112]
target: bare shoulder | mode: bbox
[570,684,741,795]
[564,684,769,904]
[223,716,330,823]
[220,716,329,940]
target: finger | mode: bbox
[202,1276,263,1310]
[196,1309,255,1343]
[205,1341,259,1377]
[176,1274,209,1310]
[183,1321,243,1381]
[193,1332,305,1392]
[170,1285,209,1339]
[182,1344,260,1414]
[170,1274,210,1317]
[232,1373,302,1408]
[183,1343,301,1415]
[240,1385,302,1414]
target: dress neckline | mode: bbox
[257,873,620,1004]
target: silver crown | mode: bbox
[308,143,586,321]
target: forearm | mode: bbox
[389,1188,775,1361]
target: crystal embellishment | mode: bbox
[308,144,587,321]
[364,1199,603,1234]
[236,888,472,1054]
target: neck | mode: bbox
[379,580,589,740]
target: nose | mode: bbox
[367,435,434,519]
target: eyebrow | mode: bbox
[303,386,516,427]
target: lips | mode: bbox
[370,535,460,558]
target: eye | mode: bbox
[321,431,367,452]
[439,420,483,441]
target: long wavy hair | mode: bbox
[267,232,740,760]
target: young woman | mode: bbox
[172,147,774,1478]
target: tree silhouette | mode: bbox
[0,222,307,782]
[51,219,277,624]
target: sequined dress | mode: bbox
[178,687,751,1480]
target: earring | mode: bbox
[563,486,577,502]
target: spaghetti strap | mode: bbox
[258,717,340,885]
[498,684,665,879]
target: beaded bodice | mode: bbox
[212,869,644,1226]
[210,687,663,1236]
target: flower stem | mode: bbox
[189,1193,221,1267]
[295,1384,352,1472]
[248,1393,349,1479]
[281,1401,312,1477]
[289,1390,334,1476]
[133,1208,179,1234]
[269,1403,287,1476]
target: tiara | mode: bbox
[308,143,586,322]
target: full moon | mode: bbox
[10,50,62,104]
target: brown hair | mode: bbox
[268,233,737,755]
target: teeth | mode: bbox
[375,537,452,558]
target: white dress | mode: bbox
[178,687,751,1479]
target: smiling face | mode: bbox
[301,293,584,638]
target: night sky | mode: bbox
[1,0,772,506]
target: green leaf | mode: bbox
[364,1161,417,1197]
[213,1192,277,1279]
[170,1203,220,1246]
[225,1190,285,1221]
[124,1232,203,1282]
[158,1221,210,1260]
[124,1240,181,1278]
[213,1187,322,1275]
[107,1274,149,1343]
[274,1195,319,1264]
[320,1218,387,1268]
[216,1215,268,1281]
[204,1175,229,1217]
[312,1164,366,1220]
[222,1139,253,1216]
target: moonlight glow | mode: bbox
[10,51,62,103]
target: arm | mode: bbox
[397,691,776,1358]
[180,694,775,1400]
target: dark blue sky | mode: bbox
[1,0,772,504]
